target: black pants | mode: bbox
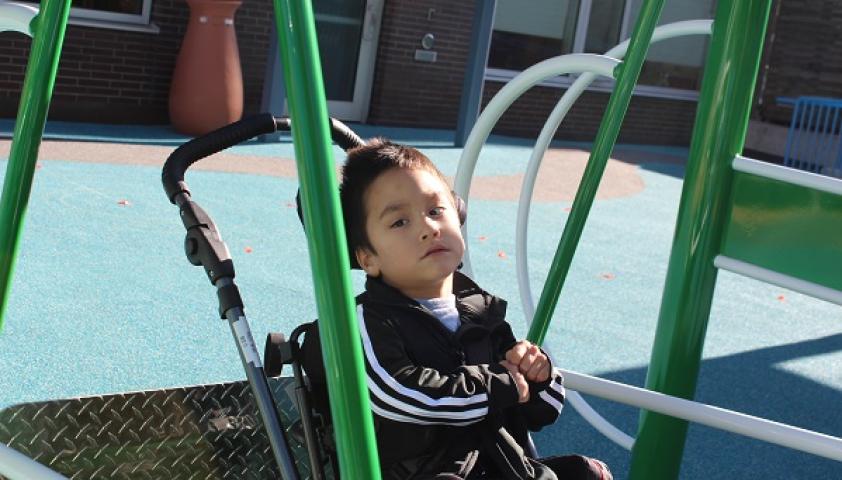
[539,455,612,480]
[427,454,612,480]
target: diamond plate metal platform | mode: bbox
[0,378,321,479]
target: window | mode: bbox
[31,0,156,32]
[487,0,580,71]
[627,0,713,91]
[487,0,715,99]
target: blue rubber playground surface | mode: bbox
[1,119,840,479]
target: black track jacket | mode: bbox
[355,272,566,479]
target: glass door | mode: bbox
[313,0,383,121]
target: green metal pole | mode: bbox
[628,1,773,479]
[271,1,381,479]
[0,0,71,331]
[527,0,665,345]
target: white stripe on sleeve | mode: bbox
[357,305,491,423]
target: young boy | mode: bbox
[337,139,611,480]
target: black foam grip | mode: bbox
[328,118,366,151]
[294,119,367,231]
[272,116,364,151]
[162,113,278,203]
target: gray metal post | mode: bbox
[454,0,496,147]
[260,21,287,143]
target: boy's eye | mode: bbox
[390,219,408,228]
[429,206,445,216]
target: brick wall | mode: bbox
[0,0,272,124]
[367,0,475,127]
[755,0,842,125]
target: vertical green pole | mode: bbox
[628,1,773,479]
[527,0,665,345]
[271,1,381,479]
[0,0,72,331]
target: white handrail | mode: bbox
[714,255,842,306]
[453,53,621,275]
[563,368,842,462]
[733,155,842,196]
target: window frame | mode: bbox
[485,0,706,102]
[26,0,159,33]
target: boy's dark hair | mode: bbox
[339,138,452,268]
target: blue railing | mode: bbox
[783,96,842,178]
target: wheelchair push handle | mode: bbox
[160,115,366,480]
[159,113,366,480]
[161,113,365,203]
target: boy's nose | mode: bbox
[420,217,441,240]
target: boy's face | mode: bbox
[356,167,465,299]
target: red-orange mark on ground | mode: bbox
[497,250,507,259]
[117,199,131,206]
[600,273,615,280]
[777,295,785,302]
[478,236,488,242]
[244,246,253,254]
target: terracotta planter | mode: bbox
[169,0,243,136]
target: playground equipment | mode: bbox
[453,1,842,478]
[1,0,841,479]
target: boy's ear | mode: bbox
[355,248,380,277]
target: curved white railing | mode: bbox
[454,52,621,273]
[0,1,38,37]
[455,20,714,451]
[454,18,842,463]
[515,20,714,450]
[516,20,713,340]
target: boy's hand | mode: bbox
[499,360,530,403]
[505,341,550,383]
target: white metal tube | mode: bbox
[562,368,842,462]
[714,255,842,306]
[517,20,713,324]
[0,443,67,480]
[514,20,713,450]
[0,1,38,36]
[455,53,621,275]
[515,69,593,324]
[733,155,842,196]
